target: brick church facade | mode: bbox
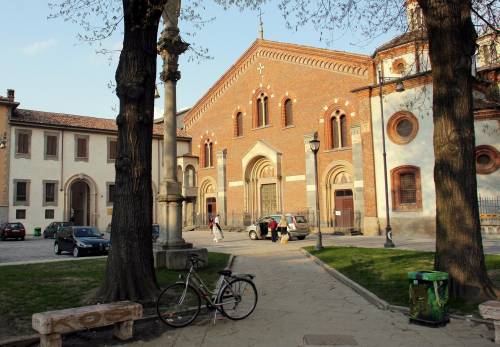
[183,5,499,236]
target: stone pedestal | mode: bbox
[154,247,207,270]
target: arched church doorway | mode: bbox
[334,189,354,229]
[70,180,90,226]
[206,197,216,221]
[199,177,217,224]
[245,156,281,220]
[324,163,354,230]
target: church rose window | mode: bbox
[391,165,422,211]
[475,145,499,175]
[387,111,419,145]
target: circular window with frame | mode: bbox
[475,145,499,175]
[387,111,419,145]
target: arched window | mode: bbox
[340,115,348,147]
[209,142,214,167]
[391,165,422,211]
[284,99,293,127]
[235,112,243,137]
[202,141,214,168]
[331,117,339,149]
[186,165,196,187]
[255,93,269,127]
[257,98,263,127]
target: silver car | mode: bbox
[247,214,310,241]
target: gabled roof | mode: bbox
[10,109,191,139]
[183,39,372,130]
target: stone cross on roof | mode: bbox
[257,63,265,83]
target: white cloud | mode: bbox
[21,38,58,56]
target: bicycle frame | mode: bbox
[178,263,246,311]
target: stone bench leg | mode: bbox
[113,320,134,340]
[40,333,62,347]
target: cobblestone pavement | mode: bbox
[0,230,497,265]
[124,230,496,347]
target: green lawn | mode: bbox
[0,252,229,338]
[306,246,500,315]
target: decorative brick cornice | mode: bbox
[184,39,371,130]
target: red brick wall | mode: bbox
[186,40,372,218]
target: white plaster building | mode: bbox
[0,100,198,234]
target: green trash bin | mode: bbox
[34,227,41,237]
[408,271,449,326]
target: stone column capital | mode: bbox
[157,34,190,56]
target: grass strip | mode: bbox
[306,246,500,315]
[0,252,229,338]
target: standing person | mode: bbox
[211,216,222,242]
[278,214,289,244]
[269,218,278,243]
[214,214,224,239]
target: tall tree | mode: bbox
[279,0,498,301]
[49,0,264,302]
[97,0,167,302]
[417,0,496,300]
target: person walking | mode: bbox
[269,218,278,243]
[211,215,222,242]
[278,214,289,244]
[214,214,224,239]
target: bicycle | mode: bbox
[156,253,258,328]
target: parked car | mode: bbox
[247,214,310,241]
[43,222,73,239]
[54,226,110,257]
[0,222,26,241]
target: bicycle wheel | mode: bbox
[157,283,201,328]
[218,278,258,320]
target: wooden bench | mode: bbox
[32,301,142,347]
[479,300,500,344]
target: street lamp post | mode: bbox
[378,70,404,248]
[309,133,322,251]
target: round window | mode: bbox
[396,119,414,138]
[387,112,419,145]
[475,145,499,175]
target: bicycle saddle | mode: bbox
[218,269,232,276]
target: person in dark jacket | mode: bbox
[269,218,278,243]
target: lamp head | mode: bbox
[0,142,5,149]
[309,132,320,154]
[154,85,161,99]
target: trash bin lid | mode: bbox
[408,271,448,281]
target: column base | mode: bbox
[154,247,208,270]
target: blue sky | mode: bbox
[0,0,399,119]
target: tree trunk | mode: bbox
[98,0,165,303]
[417,0,496,301]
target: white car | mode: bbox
[246,214,310,241]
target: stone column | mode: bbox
[216,149,227,225]
[304,133,317,222]
[350,125,364,233]
[155,0,207,269]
